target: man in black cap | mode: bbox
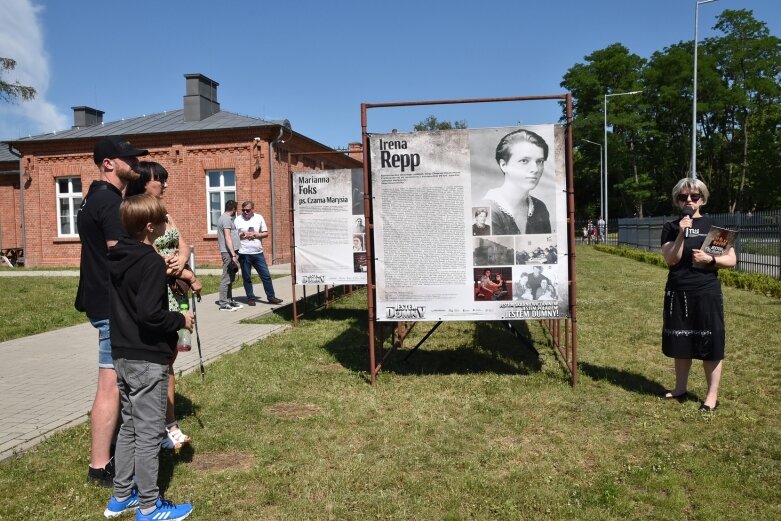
[76,135,148,486]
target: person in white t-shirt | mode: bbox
[234,200,282,306]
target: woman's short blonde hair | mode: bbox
[671,178,709,207]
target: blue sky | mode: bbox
[1,0,778,148]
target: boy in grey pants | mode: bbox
[103,194,194,521]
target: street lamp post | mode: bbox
[603,90,642,242]
[692,0,718,180]
[582,139,603,221]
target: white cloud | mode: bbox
[0,0,68,140]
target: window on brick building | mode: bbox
[56,177,83,236]
[206,169,236,232]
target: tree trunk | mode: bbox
[738,112,749,212]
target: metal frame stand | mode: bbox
[361,94,579,385]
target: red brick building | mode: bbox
[2,74,361,267]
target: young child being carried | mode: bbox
[103,194,194,521]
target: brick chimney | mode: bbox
[348,142,362,161]
[71,106,104,128]
[183,73,220,122]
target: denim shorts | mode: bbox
[90,318,113,369]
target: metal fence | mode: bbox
[615,210,781,279]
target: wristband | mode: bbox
[708,256,717,267]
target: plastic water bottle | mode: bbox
[177,302,192,352]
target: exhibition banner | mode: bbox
[370,125,569,321]
[293,168,367,285]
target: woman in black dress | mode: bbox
[660,178,735,411]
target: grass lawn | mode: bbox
[1,246,780,520]
[0,273,283,342]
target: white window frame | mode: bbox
[205,169,236,233]
[56,176,82,237]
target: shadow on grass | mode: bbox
[295,305,543,378]
[159,444,194,496]
[579,361,674,397]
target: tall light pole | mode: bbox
[692,0,718,180]
[582,139,603,221]
[604,90,642,240]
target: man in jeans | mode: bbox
[75,135,148,486]
[234,200,283,306]
[216,200,242,311]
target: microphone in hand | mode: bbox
[681,206,695,218]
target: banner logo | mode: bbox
[386,304,427,319]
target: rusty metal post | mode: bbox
[361,104,379,385]
[565,93,578,386]
[287,157,300,325]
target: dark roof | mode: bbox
[0,143,20,163]
[8,109,292,143]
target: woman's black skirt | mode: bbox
[662,287,725,361]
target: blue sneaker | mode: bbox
[104,488,139,518]
[136,498,193,521]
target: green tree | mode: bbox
[706,9,781,211]
[0,58,36,103]
[560,44,650,218]
[562,9,781,216]
[412,115,467,131]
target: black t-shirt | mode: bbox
[74,181,126,320]
[660,215,719,291]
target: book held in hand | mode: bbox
[701,226,737,256]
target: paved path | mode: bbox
[0,266,297,461]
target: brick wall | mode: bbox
[13,131,360,268]
[0,169,23,253]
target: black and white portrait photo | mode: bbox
[471,206,491,236]
[469,126,560,237]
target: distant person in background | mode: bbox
[215,200,242,312]
[660,178,736,412]
[235,200,283,306]
[587,219,594,244]
[484,129,551,235]
[77,135,147,487]
[472,208,491,236]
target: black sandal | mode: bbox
[698,401,720,412]
[663,390,689,400]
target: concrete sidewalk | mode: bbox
[0,267,296,461]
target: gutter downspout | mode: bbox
[268,127,285,264]
[7,144,23,261]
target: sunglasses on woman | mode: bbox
[676,193,702,202]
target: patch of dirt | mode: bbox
[188,451,255,472]
[266,402,323,419]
